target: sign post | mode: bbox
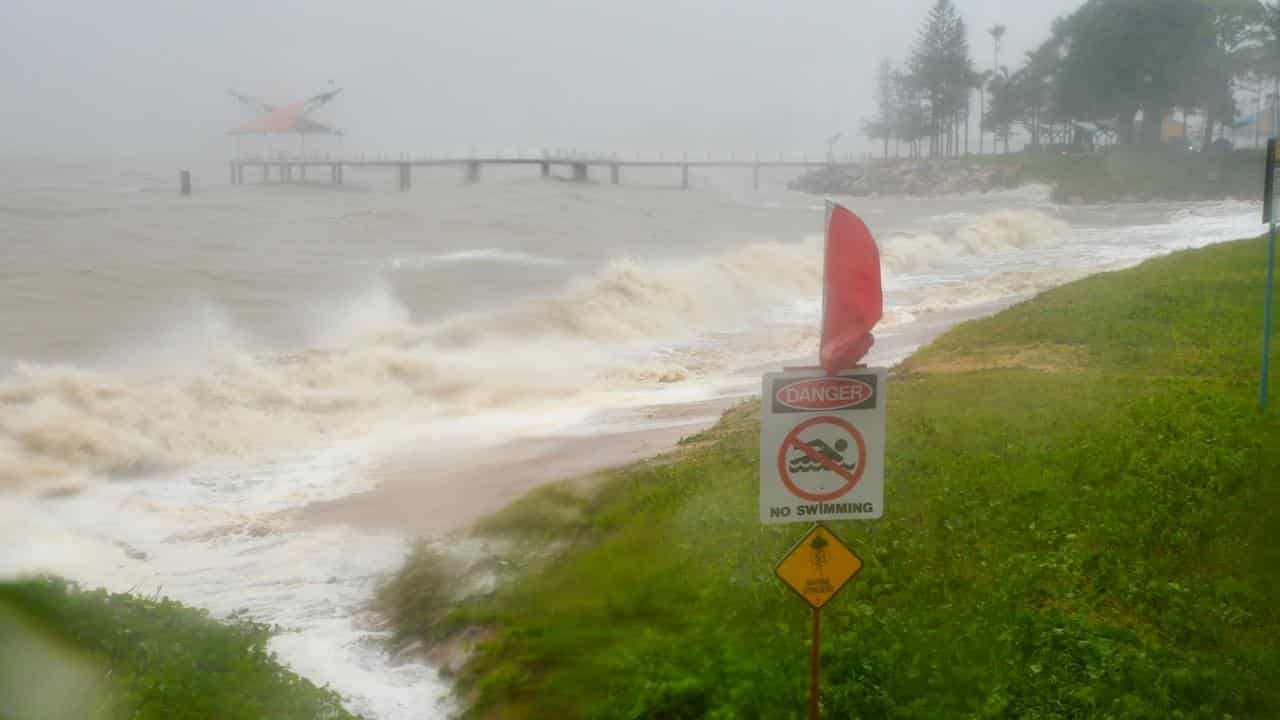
[809,606,820,720]
[774,523,863,720]
[1262,139,1278,412]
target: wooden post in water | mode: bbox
[540,161,550,178]
[179,170,191,196]
[466,161,481,184]
[610,163,620,185]
[572,162,589,182]
[753,164,760,190]
[398,162,411,191]
[681,164,689,190]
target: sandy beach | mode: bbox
[299,398,733,533]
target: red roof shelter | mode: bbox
[227,89,342,136]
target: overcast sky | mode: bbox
[1,0,1081,158]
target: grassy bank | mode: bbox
[983,148,1260,203]
[795,148,1261,203]
[384,235,1280,719]
[0,578,358,720]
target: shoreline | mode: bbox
[297,296,1027,536]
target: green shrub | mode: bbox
[0,578,358,720]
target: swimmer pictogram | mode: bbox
[777,415,867,503]
[787,438,859,474]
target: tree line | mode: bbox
[864,0,1280,158]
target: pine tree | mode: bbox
[861,58,897,159]
[909,0,974,158]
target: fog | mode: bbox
[2,0,1077,159]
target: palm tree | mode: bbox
[978,69,993,154]
[985,66,1016,154]
[989,24,1007,73]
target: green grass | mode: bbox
[0,578,359,720]
[970,148,1262,203]
[385,236,1280,719]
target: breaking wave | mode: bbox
[389,248,566,269]
[881,209,1067,273]
[0,241,819,490]
[0,208,1068,491]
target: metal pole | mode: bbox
[1256,82,1262,149]
[1273,76,1279,140]
[1264,221,1276,412]
[809,607,821,720]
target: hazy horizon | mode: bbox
[2,0,1079,160]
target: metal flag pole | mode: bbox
[1261,138,1278,413]
[1264,218,1276,413]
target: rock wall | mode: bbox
[787,160,1023,196]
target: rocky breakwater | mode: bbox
[788,159,1022,197]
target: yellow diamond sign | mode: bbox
[774,523,862,609]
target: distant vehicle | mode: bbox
[1036,142,1091,156]
[1162,138,1198,154]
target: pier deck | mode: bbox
[228,154,859,190]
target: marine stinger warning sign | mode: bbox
[774,523,863,609]
[760,368,887,523]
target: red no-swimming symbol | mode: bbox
[777,415,867,502]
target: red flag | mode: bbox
[820,203,882,374]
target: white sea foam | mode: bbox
[0,207,1103,493]
[390,248,567,268]
[881,209,1068,273]
[0,452,454,720]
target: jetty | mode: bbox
[228,152,863,191]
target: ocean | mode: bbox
[0,154,1261,718]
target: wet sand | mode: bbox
[299,297,1025,535]
[299,397,736,534]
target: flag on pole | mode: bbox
[820,203,883,374]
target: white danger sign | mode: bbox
[760,368,887,524]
